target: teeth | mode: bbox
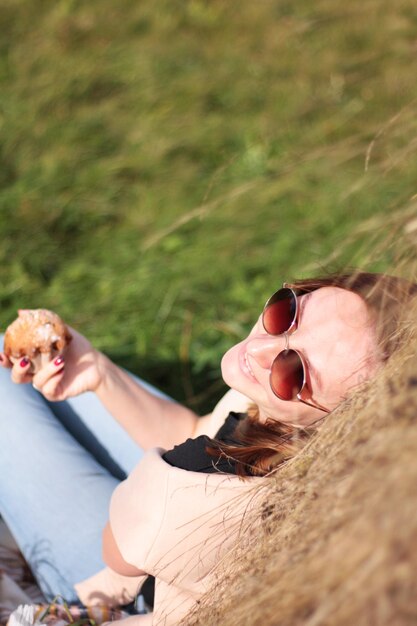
[244,353,255,378]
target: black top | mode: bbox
[162,411,246,475]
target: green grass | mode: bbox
[1,0,417,411]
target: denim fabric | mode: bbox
[0,335,171,602]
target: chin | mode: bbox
[220,351,270,419]
[220,346,257,404]
[220,346,241,390]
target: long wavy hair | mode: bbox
[207,271,417,478]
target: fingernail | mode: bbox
[20,357,30,367]
[54,355,64,366]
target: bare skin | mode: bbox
[102,521,143,576]
[0,327,199,451]
[221,286,379,427]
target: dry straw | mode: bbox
[182,206,417,625]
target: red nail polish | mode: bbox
[20,357,30,367]
[54,355,64,366]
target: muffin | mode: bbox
[4,309,72,373]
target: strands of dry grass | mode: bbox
[183,285,417,625]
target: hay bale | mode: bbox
[184,301,417,626]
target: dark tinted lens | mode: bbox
[270,349,304,400]
[263,287,297,335]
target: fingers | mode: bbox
[11,357,34,384]
[8,354,66,401]
[32,355,66,400]
[0,353,13,369]
[36,368,66,401]
[33,355,65,387]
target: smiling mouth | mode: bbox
[240,348,258,382]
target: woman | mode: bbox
[0,272,415,625]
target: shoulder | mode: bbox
[193,388,252,438]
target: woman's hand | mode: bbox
[1,315,200,449]
[0,326,106,402]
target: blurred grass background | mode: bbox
[1,0,417,411]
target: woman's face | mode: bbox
[221,286,379,427]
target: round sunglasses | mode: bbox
[262,286,330,413]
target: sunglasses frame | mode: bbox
[262,285,330,414]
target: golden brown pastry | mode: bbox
[4,309,72,373]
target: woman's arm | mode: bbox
[1,315,252,449]
[1,324,200,451]
[94,351,199,450]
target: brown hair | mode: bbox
[207,271,417,478]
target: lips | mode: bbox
[239,345,258,382]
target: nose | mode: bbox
[246,333,289,370]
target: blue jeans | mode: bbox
[0,335,171,603]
